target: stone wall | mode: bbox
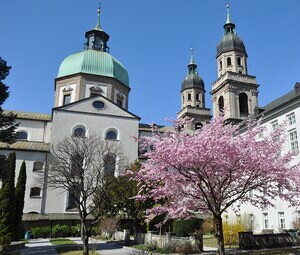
[239,231,299,250]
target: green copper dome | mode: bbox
[57,49,130,87]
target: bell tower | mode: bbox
[211,4,259,123]
[177,49,211,131]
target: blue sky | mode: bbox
[1,1,300,125]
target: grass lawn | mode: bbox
[50,238,76,245]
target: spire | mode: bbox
[189,48,195,65]
[95,2,102,31]
[188,48,197,74]
[85,2,110,52]
[226,2,231,24]
[223,2,236,35]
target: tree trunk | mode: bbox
[214,214,225,255]
[81,220,89,255]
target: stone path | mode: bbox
[20,239,58,255]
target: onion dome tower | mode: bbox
[177,49,211,131]
[211,4,259,123]
[54,5,130,110]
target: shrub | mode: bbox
[173,219,202,237]
[31,226,51,238]
[175,241,198,255]
[52,224,72,237]
[223,220,245,246]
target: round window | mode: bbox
[93,101,105,109]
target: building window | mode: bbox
[71,152,84,176]
[239,93,249,117]
[63,94,71,105]
[195,122,203,130]
[287,112,296,125]
[104,153,116,177]
[33,161,44,171]
[105,130,118,140]
[237,57,241,66]
[227,57,232,66]
[93,100,105,109]
[73,126,86,138]
[182,95,185,104]
[263,213,269,229]
[289,129,299,153]
[271,120,278,130]
[196,93,200,101]
[278,212,285,229]
[188,93,191,101]
[218,96,224,112]
[117,99,123,108]
[30,187,41,198]
[16,131,28,140]
[220,60,223,70]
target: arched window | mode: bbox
[105,129,118,140]
[239,93,249,116]
[188,93,191,101]
[218,96,224,112]
[237,57,241,66]
[220,60,223,70]
[16,131,28,140]
[30,187,41,197]
[73,126,86,138]
[196,93,199,101]
[182,95,185,104]
[104,153,116,177]
[227,57,232,66]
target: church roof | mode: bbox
[263,83,300,113]
[3,110,51,121]
[57,50,130,87]
[0,141,50,152]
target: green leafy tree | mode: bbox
[0,152,16,245]
[14,161,26,240]
[0,57,17,143]
[0,57,18,182]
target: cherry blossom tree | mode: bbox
[135,117,300,255]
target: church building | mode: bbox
[0,4,299,233]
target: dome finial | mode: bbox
[95,2,102,30]
[226,1,231,24]
[190,47,195,65]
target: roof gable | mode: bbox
[53,95,140,120]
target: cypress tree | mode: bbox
[14,161,26,240]
[0,152,16,245]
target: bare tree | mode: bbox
[47,133,128,255]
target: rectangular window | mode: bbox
[263,213,269,229]
[117,99,123,108]
[63,94,71,105]
[30,187,41,198]
[287,113,296,125]
[289,129,299,153]
[278,212,285,229]
[271,120,278,130]
[33,161,44,171]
